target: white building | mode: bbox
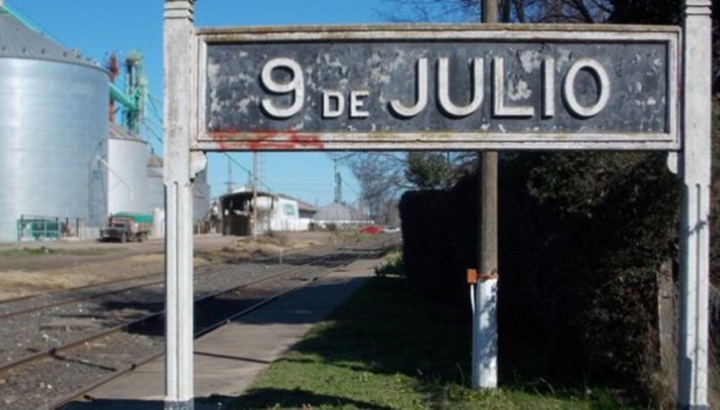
[219,189,317,236]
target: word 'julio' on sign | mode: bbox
[259,56,610,121]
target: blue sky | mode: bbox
[5,0,402,208]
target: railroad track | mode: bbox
[0,239,343,319]
[0,237,395,410]
[0,242,371,365]
[0,239,372,369]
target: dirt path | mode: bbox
[0,232,352,301]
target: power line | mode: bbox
[342,180,361,197]
[223,153,275,194]
[138,88,278,195]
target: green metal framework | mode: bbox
[17,216,60,241]
[16,215,82,241]
[112,212,153,223]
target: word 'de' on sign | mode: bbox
[195,24,680,151]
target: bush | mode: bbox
[399,187,474,303]
[374,252,406,277]
[499,151,677,387]
[399,100,720,406]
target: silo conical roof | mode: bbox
[0,12,100,69]
[147,152,164,168]
[109,122,143,142]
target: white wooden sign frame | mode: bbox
[193,25,681,151]
[163,1,712,409]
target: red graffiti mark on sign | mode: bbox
[289,130,324,149]
[207,128,240,151]
[208,129,324,151]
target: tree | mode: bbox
[381,0,480,22]
[610,0,720,92]
[383,0,611,23]
[405,152,455,189]
[385,0,720,89]
[341,151,472,220]
[343,153,405,223]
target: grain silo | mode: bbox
[147,152,166,237]
[0,12,109,242]
[107,123,148,215]
[146,152,164,212]
[147,153,210,227]
[193,170,211,223]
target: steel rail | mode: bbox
[0,246,350,374]
[0,257,227,311]
[0,237,388,373]
[46,243,386,410]
[0,270,164,307]
[0,239,344,320]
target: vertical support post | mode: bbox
[472,0,499,390]
[253,152,259,239]
[679,1,712,409]
[482,0,498,23]
[163,1,195,409]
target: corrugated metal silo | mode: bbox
[147,154,211,225]
[193,170,211,223]
[0,13,109,242]
[147,152,165,211]
[107,123,148,215]
[146,152,164,212]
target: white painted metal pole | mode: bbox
[472,0,499,390]
[472,275,499,388]
[679,1,712,409]
[253,152,258,239]
[163,1,195,409]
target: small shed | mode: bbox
[219,190,316,236]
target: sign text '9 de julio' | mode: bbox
[198,28,678,150]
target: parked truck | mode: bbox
[100,213,152,243]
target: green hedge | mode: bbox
[400,153,677,399]
[400,101,720,404]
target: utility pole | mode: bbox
[334,157,342,203]
[252,151,258,240]
[471,0,499,390]
[226,156,233,194]
[483,0,498,25]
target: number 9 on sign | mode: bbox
[260,58,304,119]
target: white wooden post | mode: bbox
[679,1,712,409]
[164,1,196,409]
[471,273,498,388]
[472,0,499,390]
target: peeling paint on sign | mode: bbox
[194,26,679,151]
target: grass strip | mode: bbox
[231,274,640,409]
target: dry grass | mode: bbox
[0,232,345,302]
[197,233,342,264]
[0,269,136,301]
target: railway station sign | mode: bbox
[166,1,712,408]
[195,25,679,151]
